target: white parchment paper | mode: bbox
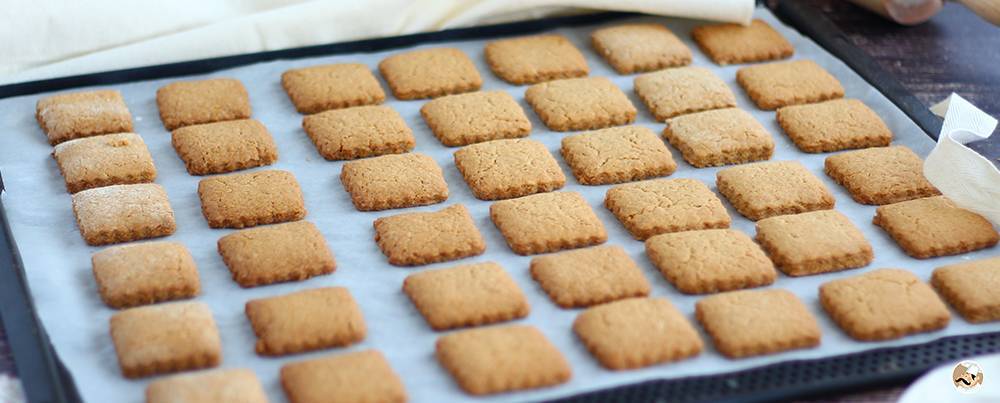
[0,8,998,403]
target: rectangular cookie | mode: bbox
[561,125,676,185]
[490,191,607,255]
[146,369,268,403]
[217,220,335,287]
[525,77,637,131]
[340,153,449,211]
[755,210,873,276]
[530,245,650,308]
[171,119,277,175]
[645,229,776,294]
[53,132,157,193]
[691,19,794,65]
[716,160,835,221]
[246,287,365,355]
[873,196,999,258]
[932,257,1000,323]
[485,34,589,84]
[736,60,844,110]
[378,48,482,100]
[574,298,702,369]
[591,23,691,74]
[777,99,893,153]
[110,301,221,378]
[302,105,414,160]
[281,63,385,114]
[403,262,529,330]
[281,350,406,403]
[420,91,532,147]
[72,183,176,246]
[634,66,737,121]
[156,78,251,130]
[454,138,565,200]
[373,204,485,266]
[825,145,939,205]
[695,289,821,358]
[605,178,730,240]
[663,107,774,168]
[197,169,306,228]
[91,241,199,309]
[36,89,133,145]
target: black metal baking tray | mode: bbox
[1,3,995,403]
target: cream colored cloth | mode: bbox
[0,0,753,85]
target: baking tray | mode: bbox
[1,4,998,403]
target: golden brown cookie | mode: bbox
[436,325,571,395]
[530,245,650,308]
[217,221,336,287]
[171,119,278,175]
[561,125,676,185]
[605,178,730,240]
[53,132,156,193]
[825,145,939,205]
[820,268,951,341]
[634,66,737,121]
[35,89,133,145]
[932,257,1000,323]
[716,160,835,221]
[691,19,794,65]
[110,301,221,378]
[340,153,449,211]
[485,34,589,84]
[490,191,607,255]
[873,196,999,259]
[574,298,702,370]
[525,77,637,131]
[591,23,692,74]
[755,210,873,276]
[454,138,565,200]
[736,60,844,110]
[281,350,406,403]
[379,48,482,100]
[92,241,199,309]
[374,204,485,266]
[302,105,415,160]
[281,63,385,114]
[695,289,821,358]
[420,91,532,146]
[663,107,775,168]
[146,368,268,403]
[777,99,893,153]
[404,262,529,330]
[72,183,176,246]
[156,78,251,130]
[198,169,306,228]
[645,229,776,294]
[246,287,365,355]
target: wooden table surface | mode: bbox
[1,1,997,401]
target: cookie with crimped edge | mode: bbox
[340,152,448,211]
[454,138,565,200]
[530,245,650,308]
[932,257,1000,323]
[110,301,221,378]
[737,60,844,110]
[36,89,133,145]
[664,108,775,168]
[873,196,999,259]
[825,145,939,205]
[485,34,589,85]
[756,210,873,276]
[561,125,676,185]
[281,62,385,114]
[374,204,485,266]
[404,262,529,330]
[246,287,365,356]
[420,90,532,147]
[72,183,176,246]
[53,132,156,193]
[303,105,414,160]
[490,191,607,255]
[645,229,776,294]
[634,66,737,121]
[525,77,637,131]
[716,160,835,221]
[574,298,702,370]
[156,78,251,130]
[146,368,268,403]
[605,178,731,240]
[591,23,692,74]
[436,325,571,395]
[691,19,794,65]
[198,169,306,229]
[217,221,336,287]
[820,268,950,341]
[92,241,199,309]
[777,99,892,153]
[379,47,482,100]
[695,289,821,358]
[171,119,278,175]
[281,350,406,403]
